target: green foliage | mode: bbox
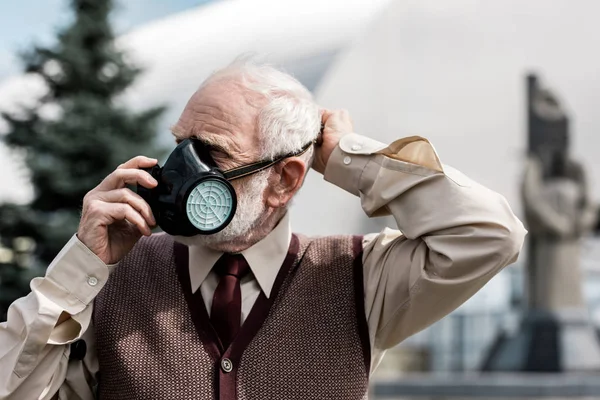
[0,0,165,320]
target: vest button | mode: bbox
[221,358,233,373]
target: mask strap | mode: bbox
[223,140,315,181]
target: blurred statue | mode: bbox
[522,84,598,312]
[483,74,600,372]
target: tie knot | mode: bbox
[215,253,250,279]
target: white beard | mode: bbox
[174,169,270,248]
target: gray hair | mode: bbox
[202,56,321,165]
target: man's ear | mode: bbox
[265,158,307,208]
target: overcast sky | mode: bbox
[0,0,211,80]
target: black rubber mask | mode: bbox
[138,138,313,236]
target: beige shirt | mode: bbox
[0,133,527,400]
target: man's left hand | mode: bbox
[312,109,354,174]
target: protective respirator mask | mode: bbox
[138,138,313,236]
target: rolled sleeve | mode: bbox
[323,133,527,373]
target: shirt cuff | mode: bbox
[35,234,111,317]
[324,133,386,196]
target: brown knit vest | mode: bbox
[94,233,370,399]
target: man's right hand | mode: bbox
[77,156,159,265]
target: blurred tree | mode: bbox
[0,0,165,320]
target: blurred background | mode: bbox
[2,0,600,399]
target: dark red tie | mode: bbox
[210,253,250,349]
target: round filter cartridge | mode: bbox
[186,179,235,232]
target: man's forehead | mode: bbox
[184,79,259,124]
[169,77,263,159]
[191,85,243,121]
[170,126,232,149]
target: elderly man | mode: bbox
[0,60,526,400]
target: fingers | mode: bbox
[96,155,158,191]
[97,188,156,227]
[80,155,159,238]
[86,200,152,236]
[321,109,352,125]
[77,157,160,261]
[321,109,335,123]
[118,155,158,170]
[105,203,153,236]
[320,108,354,135]
[98,168,158,192]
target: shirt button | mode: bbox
[87,276,98,286]
[221,358,233,373]
[343,156,352,165]
[351,144,362,151]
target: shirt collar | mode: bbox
[187,212,292,298]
